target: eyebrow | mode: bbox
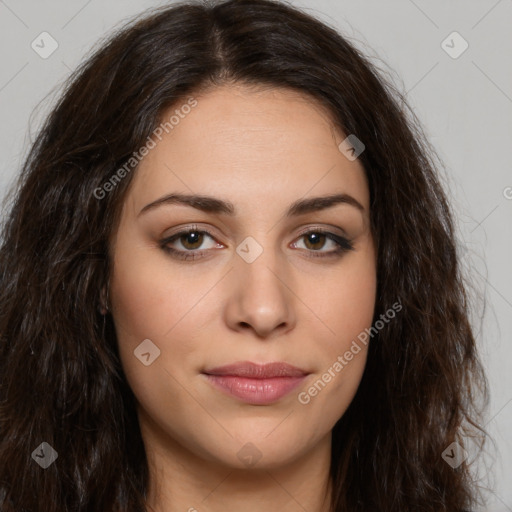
[138,192,365,217]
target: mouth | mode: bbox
[202,361,310,405]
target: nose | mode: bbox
[224,246,296,339]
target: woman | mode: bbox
[0,0,489,510]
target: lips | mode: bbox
[203,361,308,378]
[202,361,309,405]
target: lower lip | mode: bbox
[204,374,307,405]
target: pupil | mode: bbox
[183,232,202,248]
[306,232,324,249]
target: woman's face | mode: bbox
[109,84,376,470]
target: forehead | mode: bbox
[126,84,369,215]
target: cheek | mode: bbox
[297,249,376,412]
[311,248,377,348]
[109,245,211,341]
[108,257,208,432]
[108,245,212,392]
[327,274,376,343]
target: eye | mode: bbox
[291,229,354,258]
[160,226,222,261]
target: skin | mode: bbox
[108,84,377,512]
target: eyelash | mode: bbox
[159,225,354,261]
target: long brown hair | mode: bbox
[0,0,489,510]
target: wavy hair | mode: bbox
[0,0,489,510]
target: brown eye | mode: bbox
[302,232,327,250]
[179,231,204,250]
[291,229,354,258]
[160,227,222,261]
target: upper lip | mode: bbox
[203,361,309,379]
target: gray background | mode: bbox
[0,1,511,509]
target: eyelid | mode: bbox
[294,224,348,238]
[162,224,223,243]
